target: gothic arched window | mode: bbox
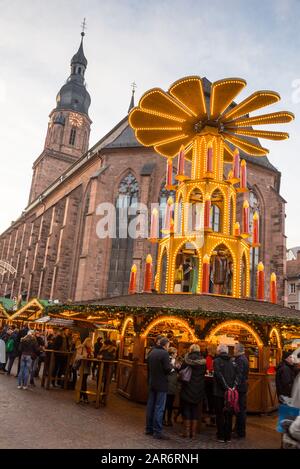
[107,173,139,297]
[249,189,261,297]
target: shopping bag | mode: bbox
[277,404,300,433]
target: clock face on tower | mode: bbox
[69,112,83,127]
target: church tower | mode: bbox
[29,29,92,204]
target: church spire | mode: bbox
[128,82,137,113]
[71,19,88,70]
[55,20,91,116]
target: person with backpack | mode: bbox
[213,344,239,443]
[233,343,249,439]
[5,328,20,375]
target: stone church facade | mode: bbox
[0,35,288,305]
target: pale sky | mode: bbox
[0,0,300,247]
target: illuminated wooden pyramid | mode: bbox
[129,76,294,298]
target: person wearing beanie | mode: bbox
[145,336,172,440]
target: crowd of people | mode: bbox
[2,322,300,446]
[0,324,117,400]
[145,335,300,444]
[145,336,249,442]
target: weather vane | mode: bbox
[131,82,137,94]
[81,18,87,36]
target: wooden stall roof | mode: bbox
[0,298,10,318]
[10,298,51,321]
[46,293,300,326]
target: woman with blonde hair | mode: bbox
[179,343,206,439]
[75,337,93,403]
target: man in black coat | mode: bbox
[233,343,249,439]
[145,337,172,439]
[276,351,297,400]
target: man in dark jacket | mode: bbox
[276,351,297,400]
[145,337,172,439]
[52,329,68,387]
[213,344,239,443]
[233,343,249,438]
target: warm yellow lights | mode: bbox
[121,317,135,337]
[203,254,210,264]
[146,254,152,264]
[253,211,259,221]
[207,319,263,347]
[271,272,277,282]
[129,75,293,300]
[141,315,198,342]
[269,327,281,349]
[258,262,264,272]
[131,264,137,273]
[129,75,293,159]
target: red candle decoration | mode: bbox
[237,159,248,192]
[234,221,241,236]
[257,262,265,300]
[232,148,240,183]
[128,264,137,294]
[202,254,210,293]
[166,157,175,190]
[143,254,153,293]
[176,145,188,181]
[270,272,277,304]
[149,208,159,242]
[252,211,260,247]
[169,217,175,234]
[204,196,211,230]
[162,196,174,233]
[241,200,249,237]
[206,141,214,175]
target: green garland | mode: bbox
[45,303,300,331]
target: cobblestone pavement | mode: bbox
[0,372,280,449]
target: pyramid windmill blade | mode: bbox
[135,129,187,147]
[225,128,289,141]
[222,133,269,156]
[169,76,207,119]
[129,108,183,129]
[154,135,193,158]
[221,91,280,122]
[225,111,294,127]
[140,88,193,121]
[210,78,246,120]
